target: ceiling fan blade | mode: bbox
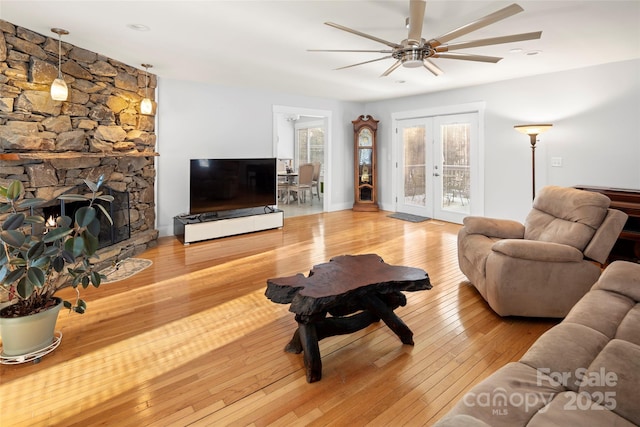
[325,22,402,49]
[380,60,403,77]
[433,52,502,63]
[436,31,542,52]
[335,55,394,70]
[430,3,524,47]
[423,59,444,76]
[308,49,394,53]
[408,0,426,46]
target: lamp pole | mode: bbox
[514,124,553,201]
[529,133,537,201]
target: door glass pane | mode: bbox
[403,126,426,207]
[441,123,470,214]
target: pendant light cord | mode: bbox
[57,34,62,79]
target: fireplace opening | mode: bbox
[34,186,131,249]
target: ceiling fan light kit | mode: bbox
[310,1,542,78]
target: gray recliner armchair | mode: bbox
[457,186,628,317]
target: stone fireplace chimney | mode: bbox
[0,19,158,267]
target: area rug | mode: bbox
[99,258,153,284]
[387,212,431,223]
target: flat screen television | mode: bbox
[189,158,277,215]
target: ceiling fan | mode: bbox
[309,1,541,77]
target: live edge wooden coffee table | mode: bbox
[265,254,431,383]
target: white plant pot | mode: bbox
[0,298,63,357]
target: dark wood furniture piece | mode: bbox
[352,115,379,211]
[265,254,431,382]
[574,185,640,262]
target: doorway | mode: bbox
[393,104,484,224]
[273,105,331,217]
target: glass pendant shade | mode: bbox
[140,97,153,115]
[50,77,68,101]
[50,28,69,102]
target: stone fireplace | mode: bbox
[0,19,159,267]
[36,185,131,250]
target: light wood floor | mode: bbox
[0,210,558,426]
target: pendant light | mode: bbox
[140,64,153,115]
[50,28,69,101]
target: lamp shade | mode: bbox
[50,77,68,101]
[140,98,153,115]
[514,124,552,135]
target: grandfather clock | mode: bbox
[352,115,379,211]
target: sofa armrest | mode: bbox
[492,239,584,262]
[462,216,525,239]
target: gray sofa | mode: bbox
[435,260,640,426]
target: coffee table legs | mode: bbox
[284,293,414,383]
[361,293,414,345]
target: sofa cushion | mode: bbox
[581,339,640,425]
[524,186,610,251]
[526,391,636,427]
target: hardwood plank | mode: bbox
[0,211,557,426]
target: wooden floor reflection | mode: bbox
[0,210,558,426]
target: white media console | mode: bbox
[173,208,284,245]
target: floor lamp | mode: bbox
[514,124,553,200]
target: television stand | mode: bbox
[173,207,283,245]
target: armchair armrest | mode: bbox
[492,239,584,262]
[462,216,525,239]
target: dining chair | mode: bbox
[311,162,321,200]
[289,163,314,205]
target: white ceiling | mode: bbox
[2,1,639,102]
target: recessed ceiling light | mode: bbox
[526,50,542,56]
[509,48,523,54]
[127,24,150,31]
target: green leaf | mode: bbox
[75,206,96,228]
[90,271,102,287]
[83,230,99,255]
[70,235,85,257]
[74,299,87,314]
[87,217,101,236]
[97,195,114,203]
[24,215,45,225]
[27,240,46,259]
[43,227,73,243]
[31,256,49,269]
[52,255,65,272]
[57,215,72,228]
[84,178,99,193]
[95,203,113,225]
[2,213,25,230]
[16,276,34,298]
[63,300,72,309]
[61,249,75,263]
[1,229,26,248]
[16,198,45,209]
[4,266,25,285]
[26,266,45,288]
[58,194,91,202]
[6,180,23,201]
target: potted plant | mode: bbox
[0,176,112,357]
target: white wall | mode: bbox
[365,59,640,222]
[156,79,362,236]
[156,59,639,236]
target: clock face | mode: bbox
[358,128,373,147]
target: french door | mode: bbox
[395,112,479,224]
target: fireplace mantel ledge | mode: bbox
[0,151,159,160]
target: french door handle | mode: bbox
[433,173,440,177]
